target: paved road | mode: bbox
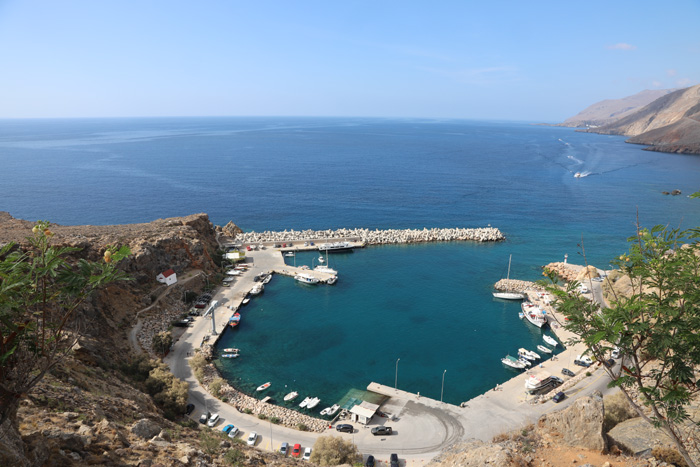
[163,252,619,466]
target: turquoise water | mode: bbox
[2,117,700,406]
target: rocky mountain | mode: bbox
[577,84,700,154]
[559,89,675,128]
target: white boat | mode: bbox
[537,344,553,354]
[242,298,250,305]
[250,284,264,295]
[326,275,337,285]
[256,382,271,392]
[543,334,558,347]
[501,355,526,369]
[306,397,321,409]
[223,348,240,354]
[314,265,338,275]
[295,273,320,284]
[518,357,532,367]
[518,348,541,360]
[262,274,272,284]
[323,404,340,416]
[318,241,354,253]
[299,397,312,408]
[525,371,552,390]
[318,256,324,263]
[221,353,239,358]
[493,254,526,300]
[521,302,547,328]
[226,270,242,276]
[284,252,295,257]
[284,391,299,402]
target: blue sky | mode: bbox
[1,0,699,121]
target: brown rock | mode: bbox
[537,391,606,451]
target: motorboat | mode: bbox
[537,344,553,354]
[256,382,271,392]
[326,275,338,285]
[299,397,312,408]
[306,397,321,409]
[501,355,526,369]
[493,254,526,300]
[223,348,240,354]
[543,335,558,347]
[518,357,532,367]
[295,273,320,284]
[242,298,250,305]
[317,241,354,253]
[262,274,272,284]
[250,284,264,295]
[314,265,338,275]
[284,252,295,257]
[320,404,340,416]
[221,353,239,358]
[518,348,541,360]
[521,302,548,328]
[318,256,324,263]
[284,391,299,402]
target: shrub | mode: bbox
[152,331,173,356]
[297,423,308,431]
[310,435,361,466]
[224,447,245,466]
[270,417,280,424]
[190,353,208,371]
[603,391,638,432]
[210,377,224,398]
[199,430,220,457]
[144,362,188,419]
[651,447,689,467]
[244,408,252,415]
[258,413,267,420]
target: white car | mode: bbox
[579,284,590,293]
[611,347,620,359]
[576,355,593,365]
[303,447,312,461]
[227,426,239,438]
[247,431,258,446]
[206,413,219,427]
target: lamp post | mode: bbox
[441,369,447,403]
[395,358,400,390]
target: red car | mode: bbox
[291,443,301,458]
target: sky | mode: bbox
[0,0,699,122]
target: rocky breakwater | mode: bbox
[234,226,505,245]
[493,279,540,293]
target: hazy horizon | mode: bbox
[1,0,699,121]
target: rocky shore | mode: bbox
[493,279,541,293]
[234,226,505,245]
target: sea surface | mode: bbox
[2,117,700,406]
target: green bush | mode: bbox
[244,408,252,415]
[297,423,308,431]
[224,447,245,466]
[270,417,280,424]
[310,436,361,466]
[210,377,224,398]
[258,413,267,420]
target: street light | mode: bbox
[441,369,447,403]
[395,358,400,390]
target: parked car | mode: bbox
[604,358,616,368]
[371,426,393,435]
[553,391,566,403]
[185,403,195,415]
[207,413,220,427]
[303,447,312,461]
[611,347,620,359]
[390,453,400,467]
[247,431,258,446]
[227,426,239,438]
[279,442,289,456]
[222,424,235,434]
[574,359,591,368]
[292,444,302,458]
[199,411,210,424]
[336,424,353,433]
[365,455,375,467]
[561,368,575,377]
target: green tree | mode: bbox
[310,435,361,466]
[547,224,700,466]
[0,222,130,434]
[152,330,173,356]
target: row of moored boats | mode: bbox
[254,384,340,415]
[501,334,559,370]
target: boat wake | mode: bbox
[567,155,583,164]
[573,171,592,178]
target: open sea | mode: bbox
[3,117,700,406]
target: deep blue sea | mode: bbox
[3,117,700,405]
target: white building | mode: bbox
[156,269,177,286]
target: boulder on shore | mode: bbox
[607,417,673,457]
[536,391,606,451]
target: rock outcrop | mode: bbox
[427,440,522,467]
[607,417,674,457]
[537,391,606,451]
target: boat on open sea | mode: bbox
[295,273,320,284]
[520,302,547,328]
[256,382,271,392]
[493,254,526,300]
[501,355,527,369]
[543,334,558,347]
[318,241,354,253]
[284,391,299,402]
[537,344,553,354]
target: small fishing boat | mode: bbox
[284,252,295,257]
[262,274,272,284]
[250,284,264,295]
[537,344,553,354]
[501,355,526,369]
[543,335,558,347]
[256,382,271,392]
[223,348,240,354]
[242,298,250,305]
[306,397,321,409]
[221,353,239,358]
[284,391,299,402]
[519,357,532,367]
[299,397,312,408]
[320,404,340,416]
[295,273,320,284]
[518,348,541,360]
[228,313,241,328]
[326,275,337,285]
[521,302,548,328]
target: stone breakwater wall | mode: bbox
[200,357,328,433]
[235,226,505,245]
[493,279,541,293]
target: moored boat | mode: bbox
[314,265,338,275]
[228,313,241,328]
[242,298,250,305]
[518,348,541,360]
[317,241,354,253]
[284,391,299,402]
[537,344,553,354]
[299,397,312,408]
[493,254,526,300]
[501,355,526,369]
[320,404,340,416]
[295,273,320,284]
[326,275,337,285]
[543,334,558,347]
[223,348,240,354]
[521,302,548,328]
[306,397,321,409]
[221,353,239,358]
[250,284,264,295]
[256,382,271,392]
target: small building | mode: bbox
[156,269,177,286]
[225,250,246,263]
[349,401,380,425]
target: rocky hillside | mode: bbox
[559,89,675,128]
[581,84,700,154]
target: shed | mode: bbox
[225,251,246,263]
[156,269,177,286]
[349,401,380,425]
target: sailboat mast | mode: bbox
[507,254,512,280]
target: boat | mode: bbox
[256,382,271,392]
[317,241,354,253]
[521,302,548,328]
[501,355,527,369]
[537,344,553,354]
[574,172,582,178]
[318,256,324,263]
[221,353,239,358]
[518,357,532,367]
[326,275,337,285]
[294,273,320,284]
[518,348,541,360]
[223,348,240,353]
[284,391,299,402]
[299,397,312,408]
[320,404,340,416]
[543,334,558,347]
[306,397,321,409]
[262,274,272,284]
[226,270,242,276]
[250,284,264,295]
[493,254,526,300]
[314,265,338,275]
[228,313,241,328]
[241,297,250,305]
[284,252,295,257]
